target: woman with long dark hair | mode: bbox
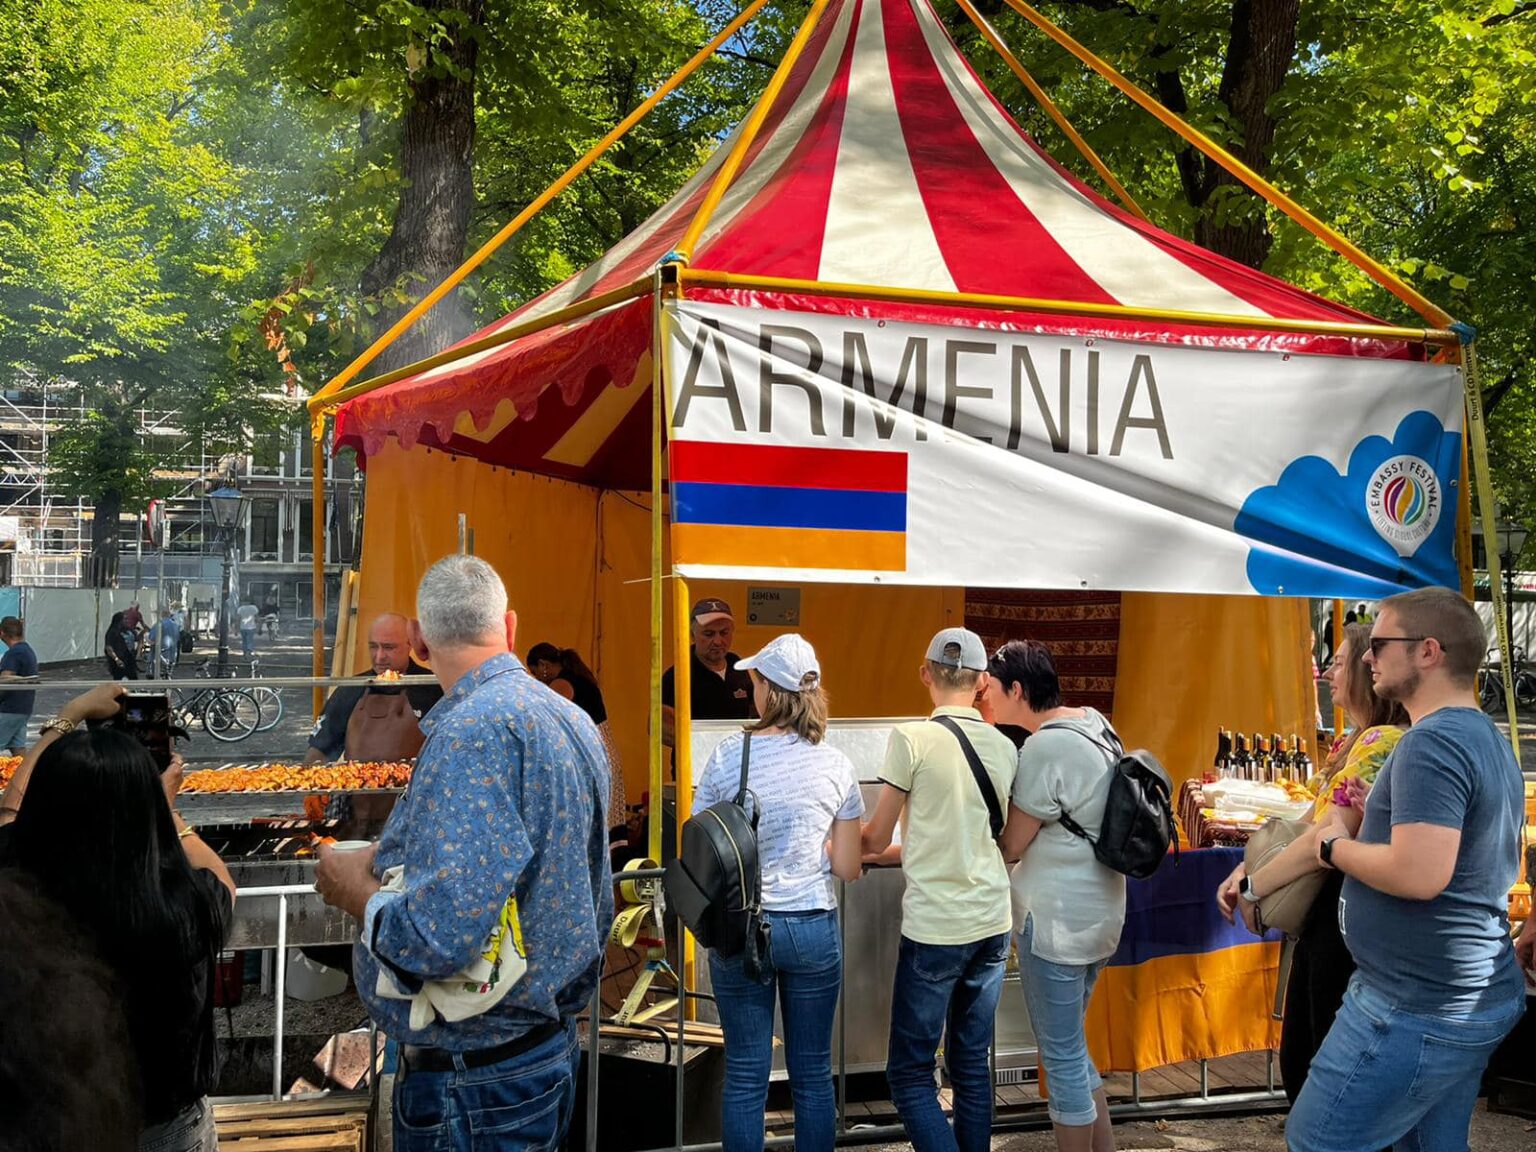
[1216,621,1408,1103]
[105,611,140,679]
[528,642,628,842]
[0,684,234,1151]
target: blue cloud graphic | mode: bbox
[1236,410,1462,599]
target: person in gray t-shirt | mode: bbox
[1287,587,1526,1152]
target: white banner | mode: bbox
[663,301,1465,598]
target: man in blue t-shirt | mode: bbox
[0,617,39,753]
[1288,586,1526,1152]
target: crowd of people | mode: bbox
[0,562,1531,1152]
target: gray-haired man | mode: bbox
[315,555,612,1152]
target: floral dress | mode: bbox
[1307,724,1404,822]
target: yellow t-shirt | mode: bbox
[881,706,1017,945]
[1309,724,1405,822]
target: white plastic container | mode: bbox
[285,951,349,1002]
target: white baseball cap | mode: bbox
[736,634,821,692]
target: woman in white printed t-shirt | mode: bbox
[692,634,864,1152]
[988,639,1127,1152]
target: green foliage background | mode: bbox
[0,0,1531,542]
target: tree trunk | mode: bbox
[1157,0,1301,269]
[360,0,485,374]
[91,487,122,588]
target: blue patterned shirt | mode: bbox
[355,652,613,1049]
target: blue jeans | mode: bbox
[1019,914,1107,1127]
[240,626,255,657]
[709,908,842,1152]
[392,1023,581,1152]
[0,711,29,752]
[886,932,1009,1152]
[140,1098,216,1152]
[1287,973,1526,1152]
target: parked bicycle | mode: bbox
[171,662,263,743]
[1478,645,1536,713]
[202,655,285,734]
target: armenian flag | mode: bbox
[670,441,908,572]
[1082,847,1282,1072]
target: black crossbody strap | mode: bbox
[932,716,1005,839]
[734,734,752,804]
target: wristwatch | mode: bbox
[1319,836,1341,868]
[1238,875,1261,904]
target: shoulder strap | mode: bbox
[734,733,752,808]
[1037,718,1121,847]
[931,716,1005,839]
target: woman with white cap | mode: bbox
[693,633,864,1152]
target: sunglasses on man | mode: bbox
[1367,636,1444,658]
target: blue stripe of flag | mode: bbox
[673,482,907,533]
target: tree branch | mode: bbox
[1484,1,1535,27]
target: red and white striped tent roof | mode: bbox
[335,0,1416,490]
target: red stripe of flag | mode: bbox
[670,440,907,493]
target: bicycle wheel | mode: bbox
[1480,670,1505,714]
[203,689,262,742]
[1515,670,1536,709]
[251,686,284,732]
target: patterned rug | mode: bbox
[964,589,1122,715]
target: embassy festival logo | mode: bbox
[1365,455,1441,557]
[1235,410,1461,599]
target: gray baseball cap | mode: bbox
[926,627,987,671]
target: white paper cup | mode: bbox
[328,840,373,853]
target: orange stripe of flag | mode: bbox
[674,524,907,572]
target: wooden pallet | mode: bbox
[213,1096,369,1152]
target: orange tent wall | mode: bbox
[352,443,1319,797]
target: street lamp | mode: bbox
[208,486,246,676]
[1495,515,1529,662]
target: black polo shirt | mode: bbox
[661,649,755,720]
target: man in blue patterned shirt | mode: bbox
[316,555,612,1152]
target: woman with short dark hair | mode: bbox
[987,639,1125,1152]
[528,642,628,847]
[0,684,234,1152]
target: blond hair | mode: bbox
[748,676,829,744]
[926,660,979,692]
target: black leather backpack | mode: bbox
[664,735,768,969]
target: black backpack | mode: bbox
[1051,722,1177,880]
[664,735,768,969]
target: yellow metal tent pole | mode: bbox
[952,0,1148,222]
[1459,335,1520,758]
[674,0,835,263]
[678,269,1459,346]
[1332,600,1345,741]
[673,572,695,1005]
[311,417,327,718]
[309,279,652,417]
[309,0,775,405]
[997,0,1454,330]
[648,273,667,865]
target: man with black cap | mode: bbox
[661,597,756,747]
